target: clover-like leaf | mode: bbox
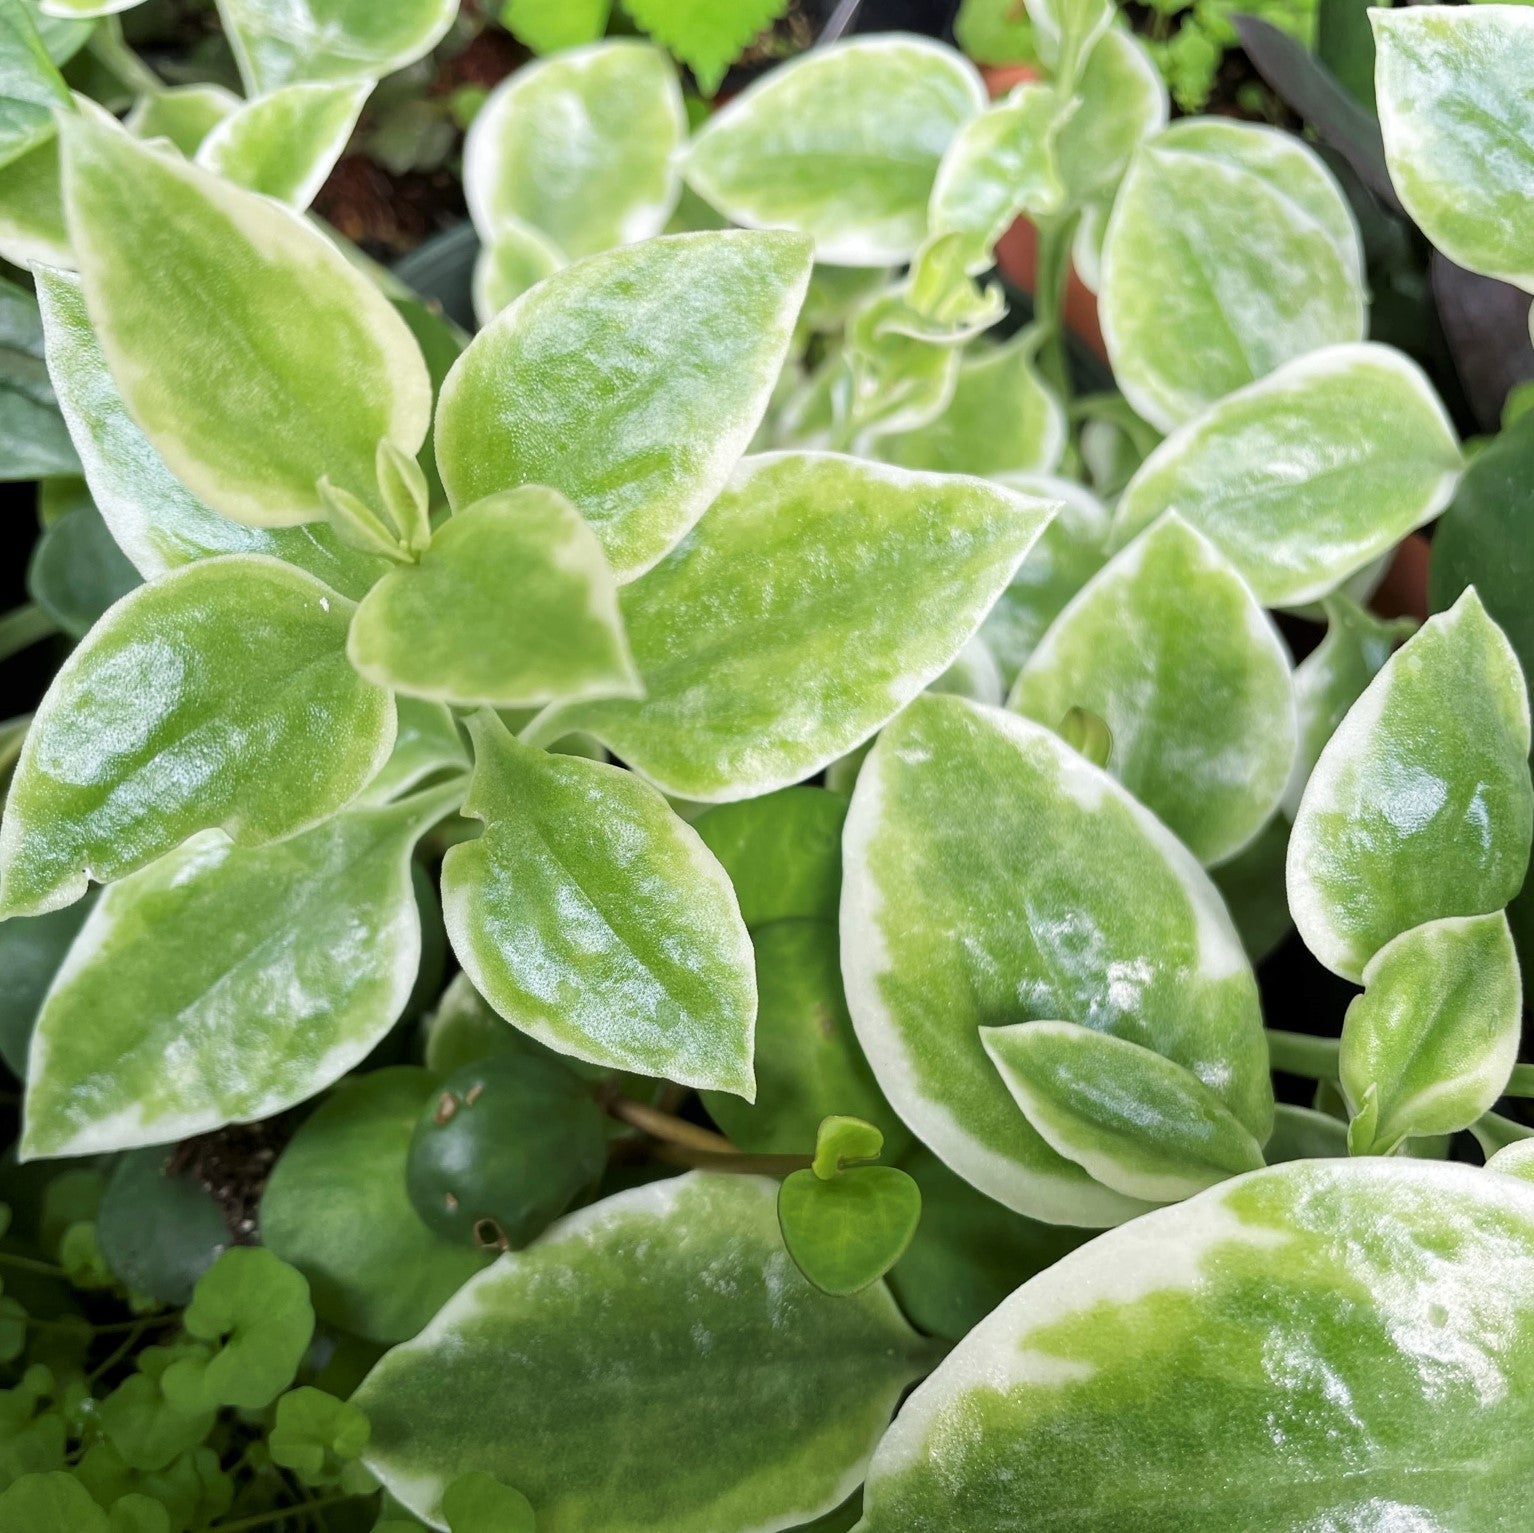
[441,712,756,1095]
[219,0,457,92]
[194,80,371,209]
[269,1387,370,1485]
[1100,118,1364,430]
[437,230,812,580]
[98,1374,213,1473]
[61,115,431,528]
[527,453,1056,801]
[861,1158,1534,1531]
[1340,912,1522,1157]
[686,36,986,266]
[0,0,70,174]
[1289,590,1533,980]
[464,41,684,259]
[22,786,458,1158]
[1010,514,1296,866]
[779,1165,922,1297]
[356,1174,927,1533]
[842,694,1271,1226]
[1112,343,1462,607]
[1374,6,1534,292]
[0,1473,109,1533]
[0,555,395,919]
[349,488,640,709]
[982,1021,1267,1204]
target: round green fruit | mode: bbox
[405,1054,607,1249]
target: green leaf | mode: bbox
[359,696,467,806]
[1288,590,1533,981]
[61,115,431,529]
[464,40,684,258]
[954,0,1037,65]
[441,712,756,1094]
[0,272,76,480]
[1374,6,1534,291]
[34,267,392,597]
[269,1387,370,1485]
[437,230,812,580]
[161,1246,314,1412]
[841,693,1271,1226]
[686,37,986,265]
[1264,1100,1349,1162]
[1100,118,1365,431]
[348,487,640,709]
[26,498,140,640]
[876,335,1065,478]
[625,0,787,95]
[99,1375,213,1474]
[260,1067,493,1344]
[356,1174,927,1533]
[0,1472,108,1532]
[1010,514,1297,867]
[471,220,564,326]
[1488,1139,1534,1183]
[527,453,1056,800]
[95,1147,229,1306]
[22,788,455,1158]
[1340,912,1522,1156]
[779,1165,922,1296]
[859,1158,1534,1532]
[218,0,458,92]
[0,555,395,919]
[0,892,92,1077]
[1210,813,1293,965]
[124,84,240,155]
[982,1020,1267,1203]
[0,134,66,269]
[442,1471,537,1533]
[0,0,69,174]
[1055,27,1167,206]
[812,1114,886,1179]
[500,0,611,54]
[1112,342,1462,607]
[195,80,371,208]
[1283,595,1415,819]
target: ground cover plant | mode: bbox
[2,0,1534,1527]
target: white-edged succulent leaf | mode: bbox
[858,1158,1534,1532]
[1374,6,1534,293]
[1113,343,1462,607]
[436,230,812,581]
[1055,25,1167,205]
[22,784,458,1159]
[36,0,143,15]
[525,453,1056,802]
[217,0,457,92]
[0,133,66,268]
[464,41,684,259]
[35,266,391,597]
[0,0,71,173]
[685,36,986,266]
[1100,118,1365,431]
[61,114,431,528]
[124,84,241,154]
[471,221,565,327]
[195,79,371,208]
[1009,514,1297,867]
[357,1173,928,1533]
[841,693,1271,1227]
[1028,0,1114,76]
[348,488,640,710]
[0,555,395,919]
[982,1021,1266,1204]
[1289,590,1533,981]
[441,712,756,1095]
[1340,912,1522,1157]
[359,697,466,806]
[1488,1140,1534,1182]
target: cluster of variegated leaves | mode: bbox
[6,0,1534,1522]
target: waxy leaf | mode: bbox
[1113,343,1462,607]
[359,696,467,806]
[261,1067,493,1343]
[1100,118,1365,431]
[61,116,431,527]
[1341,912,1522,1156]
[357,1174,927,1533]
[0,270,75,480]
[348,488,640,709]
[441,713,756,1095]
[437,230,812,580]
[1288,590,1533,981]
[0,0,69,174]
[464,41,684,260]
[686,37,986,266]
[0,555,395,919]
[982,1021,1267,1204]
[1010,514,1296,866]
[35,267,392,597]
[21,786,457,1158]
[471,222,564,326]
[1374,7,1534,292]
[779,1166,923,1297]
[195,79,371,209]
[26,497,140,638]
[218,0,457,93]
[0,133,66,269]
[1054,26,1167,205]
[528,453,1056,801]
[125,83,240,155]
[859,1159,1534,1532]
[842,694,1271,1226]
[0,891,92,1077]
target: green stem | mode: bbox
[603,1094,736,1156]
[87,1317,156,1383]
[1503,1063,1534,1098]
[1473,1110,1534,1158]
[1031,214,1079,409]
[209,1494,354,1532]
[0,1250,65,1278]
[1266,1029,1342,1082]
[0,604,59,664]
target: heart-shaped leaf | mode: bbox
[778,1165,923,1297]
[0,555,395,918]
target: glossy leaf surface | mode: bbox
[0,0,69,173]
